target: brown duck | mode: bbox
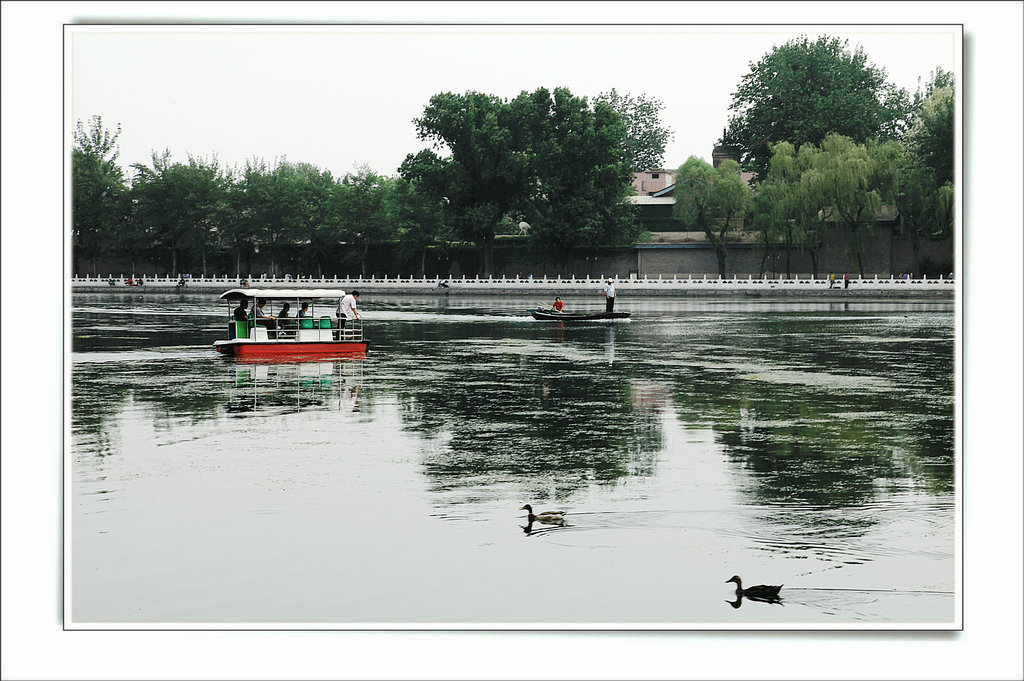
[520,504,566,524]
[726,575,783,601]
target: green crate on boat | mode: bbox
[234,320,249,338]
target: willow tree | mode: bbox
[810,134,898,277]
[673,156,751,277]
[755,141,833,277]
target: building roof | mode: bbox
[627,195,676,205]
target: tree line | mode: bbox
[73,36,953,279]
[674,36,954,277]
[72,87,670,278]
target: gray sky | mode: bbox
[68,24,958,178]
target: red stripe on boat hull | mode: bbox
[216,341,369,359]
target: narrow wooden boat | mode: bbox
[213,288,369,358]
[529,308,631,321]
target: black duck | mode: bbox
[726,575,783,601]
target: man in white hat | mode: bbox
[604,278,616,313]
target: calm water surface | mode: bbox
[70,293,956,625]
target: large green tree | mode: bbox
[906,84,955,186]
[285,162,341,279]
[673,156,751,277]
[387,177,447,278]
[130,152,228,276]
[520,87,639,272]
[893,77,955,275]
[334,166,395,277]
[400,91,532,277]
[722,35,912,179]
[593,88,673,170]
[72,116,127,274]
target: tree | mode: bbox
[593,89,673,170]
[810,134,899,277]
[722,35,912,179]
[520,87,639,273]
[753,141,833,277]
[219,165,258,278]
[285,162,341,278]
[334,166,394,277]
[401,91,532,277]
[72,116,127,274]
[130,151,227,276]
[387,177,447,277]
[906,84,954,186]
[894,78,955,276]
[673,156,751,277]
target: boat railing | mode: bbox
[227,315,362,342]
[338,318,363,342]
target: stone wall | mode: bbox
[636,224,953,278]
[76,224,953,280]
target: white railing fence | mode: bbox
[72,272,955,291]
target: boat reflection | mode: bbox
[226,357,364,414]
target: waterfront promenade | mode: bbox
[72,273,955,297]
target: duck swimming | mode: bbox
[520,504,566,524]
[726,575,783,601]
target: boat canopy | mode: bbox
[219,288,348,300]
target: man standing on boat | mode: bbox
[340,290,361,331]
[604,279,616,313]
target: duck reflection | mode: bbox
[520,518,568,536]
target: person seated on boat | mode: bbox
[298,302,311,318]
[552,297,565,313]
[252,298,277,329]
[232,299,250,321]
[276,302,297,336]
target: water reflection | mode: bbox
[72,296,953,509]
[226,359,363,414]
[69,294,956,623]
[726,593,784,609]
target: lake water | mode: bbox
[69,293,957,627]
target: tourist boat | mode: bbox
[213,288,369,358]
[529,308,631,321]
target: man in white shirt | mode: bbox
[604,279,616,313]
[339,290,360,331]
